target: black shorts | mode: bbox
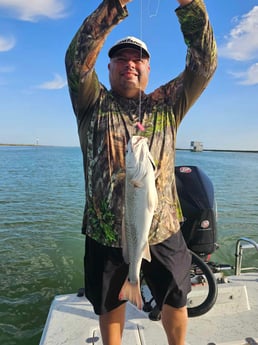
[84,231,192,315]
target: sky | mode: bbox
[0,0,258,151]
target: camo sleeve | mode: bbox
[65,0,128,118]
[167,0,217,127]
[176,0,217,78]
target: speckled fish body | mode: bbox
[119,136,158,309]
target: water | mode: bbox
[0,146,258,345]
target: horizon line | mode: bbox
[1,143,257,153]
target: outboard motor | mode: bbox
[175,166,217,258]
[143,166,219,320]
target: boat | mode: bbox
[39,167,258,344]
[39,237,258,345]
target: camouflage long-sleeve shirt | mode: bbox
[65,0,217,247]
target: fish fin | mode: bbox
[119,278,143,310]
[130,164,147,188]
[130,157,148,187]
[130,179,144,188]
[143,243,151,262]
[147,189,158,211]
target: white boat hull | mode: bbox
[39,293,168,345]
[40,273,258,345]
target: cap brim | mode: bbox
[108,43,150,58]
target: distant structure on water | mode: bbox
[190,141,203,152]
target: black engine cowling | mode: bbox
[175,166,217,257]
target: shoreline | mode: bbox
[176,148,258,154]
[1,143,257,154]
[0,143,39,147]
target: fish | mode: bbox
[119,135,158,309]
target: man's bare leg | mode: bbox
[99,303,126,345]
[161,304,188,345]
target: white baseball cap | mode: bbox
[108,36,150,58]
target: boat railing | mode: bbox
[234,237,258,276]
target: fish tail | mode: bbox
[119,278,143,310]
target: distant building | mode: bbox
[190,141,203,152]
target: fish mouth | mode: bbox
[133,136,146,144]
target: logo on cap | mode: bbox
[108,36,150,58]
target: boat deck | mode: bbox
[187,273,258,344]
[39,273,258,345]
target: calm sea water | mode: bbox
[0,146,258,345]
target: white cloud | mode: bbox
[0,34,16,52]
[230,63,258,85]
[219,6,258,61]
[0,0,68,21]
[37,74,67,90]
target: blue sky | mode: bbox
[0,0,257,150]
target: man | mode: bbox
[65,0,217,344]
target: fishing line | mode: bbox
[148,0,161,18]
[136,0,160,132]
[136,0,144,131]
